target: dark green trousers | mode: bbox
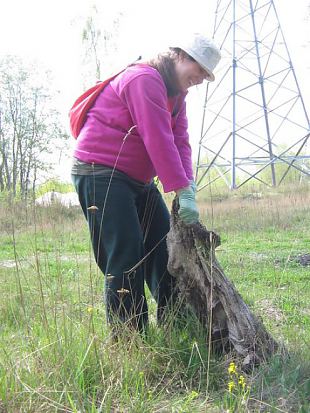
[72,173,177,331]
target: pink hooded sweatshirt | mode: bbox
[74,64,193,193]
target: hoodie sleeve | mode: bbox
[172,99,194,181]
[119,71,190,192]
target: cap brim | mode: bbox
[204,68,215,82]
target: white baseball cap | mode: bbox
[171,33,221,82]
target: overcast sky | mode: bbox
[1,0,309,181]
[1,0,309,96]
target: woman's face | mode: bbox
[174,54,210,92]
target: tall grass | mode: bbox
[0,182,309,412]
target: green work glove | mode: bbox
[177,186,199,225]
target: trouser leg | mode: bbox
[72,174,148,331]
[138,184,178,322]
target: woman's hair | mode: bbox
[146,48,194,97]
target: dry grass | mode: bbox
[198,186,310,232]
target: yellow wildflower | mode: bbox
[87,306,94,313]
[228,381,235,393]
[238,375,246,389]
[228,362,237,375]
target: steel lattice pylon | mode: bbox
[195,0,310,190]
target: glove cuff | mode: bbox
[189,180,197,193]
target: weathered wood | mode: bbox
[167,199,278,368]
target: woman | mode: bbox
[71,33,221,332]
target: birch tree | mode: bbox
[82,5,124,80]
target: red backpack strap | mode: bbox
[167,95,183,128]
[69,71,123,138]
[167,99,174,115]
[70,58,143,138]
[70,64,181,138]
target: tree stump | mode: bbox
[166,200,278,369]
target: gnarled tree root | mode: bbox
[167,200,279,369]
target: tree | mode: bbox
[81,5,123,81]
[0,56,68,198]
[82,9,102,80]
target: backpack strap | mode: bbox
[69,71,123,138]
[69,64,180,138]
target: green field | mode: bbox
[0,184,309,412]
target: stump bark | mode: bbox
[167,200,278,368]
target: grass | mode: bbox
[0,182,309,412]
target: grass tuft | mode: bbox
[0,183,309,411]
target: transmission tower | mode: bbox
[195,0,310,189]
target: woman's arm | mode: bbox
[171,99,194,181]
[121,72,190,193]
